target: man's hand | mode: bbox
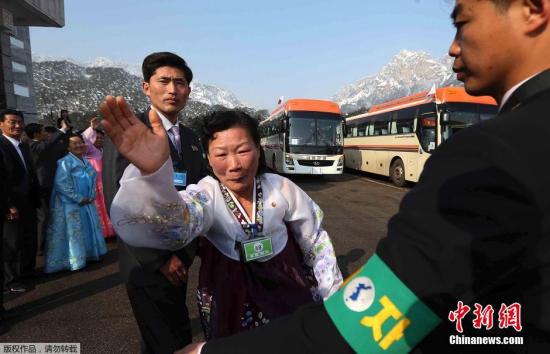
[90,117,99,130]
[78,198,94,206]
[174,342,205,354]
[60,118,72,132]
[100,96,169,175]
[160,255,188,286]
[5,207,18,221]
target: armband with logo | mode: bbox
[324,254,441,353]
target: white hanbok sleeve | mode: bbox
[278,176,343,300]
[110,158,214,251]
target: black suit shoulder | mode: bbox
[0,136,40,208]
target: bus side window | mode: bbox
[374,113,391,136]
[357,123,367,137]
[395,107,416,134]
[390,112,398,134]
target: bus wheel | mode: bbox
[390,159,406,187]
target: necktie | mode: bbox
[168,125,181,152]
[15,141,27,171]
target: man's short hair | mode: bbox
[142,52,193,83]
[24,123,44,139]
[45,126,58,134]
[0,109,24,122]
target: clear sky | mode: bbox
[31,0,457,109]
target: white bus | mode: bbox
[260,99,344,175]
[344,87,498,186]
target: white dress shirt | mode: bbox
[499,73,539,112]
[151,106,182,152]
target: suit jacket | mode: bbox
[0,135,40,210]
[103,110,208,286]
[28,131,69,196]
[203,70,550,353]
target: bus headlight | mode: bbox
[337,156,344,166]
[285,154,294,165]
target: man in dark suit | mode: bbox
[180,1,550,353]
[0,132,10,334]
[24,123,69,255]
[102,52,207,354]
[0,109,40,293]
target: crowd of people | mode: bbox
[1,0,550,352]
[0,110,114,334]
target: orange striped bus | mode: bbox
[260,99,344,174]
[344,87,497,186]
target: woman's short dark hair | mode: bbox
[142,52,193,83]
[200,110,267,176]
[67,132,84,143]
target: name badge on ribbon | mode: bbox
[173,171,187,187]
[241,236,273,262]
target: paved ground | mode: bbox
[0,171,409,353]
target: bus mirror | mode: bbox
[442,112,450,123]
[279,121,287,132]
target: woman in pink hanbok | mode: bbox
[82,118,115,239]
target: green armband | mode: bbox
[324,254,440,353]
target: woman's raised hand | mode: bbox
[100,96,169,175]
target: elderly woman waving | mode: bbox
[101,96,342,339]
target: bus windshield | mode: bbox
[441,103,497,142]
[287,112,343,154]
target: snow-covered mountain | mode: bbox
[31,55,244,121]
[334,50,461,114]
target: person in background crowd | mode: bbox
[0,110,40,294]
[44,133,107,273]
[1,126,13,334]
[24,123,58,255]
[104,107,343,339]
[82,117,115,239]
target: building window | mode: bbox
[9,36,25,49]
[13,83,30,97]
[12,61,27,73]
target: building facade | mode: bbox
[0,0,64,122]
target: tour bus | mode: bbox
[260,99,344,175]
[344,87,497,186]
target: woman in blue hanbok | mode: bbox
[44,133,107,273]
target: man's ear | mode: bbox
[523,0,550,34]
[142,81,150,96]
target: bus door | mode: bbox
[416,108,437,177]
[391,108,418,181]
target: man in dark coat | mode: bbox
[0,129,10,334]
[0,109,40,293]
[102,52,207,354]
[180,1,550,353]
[24,123,69,255]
